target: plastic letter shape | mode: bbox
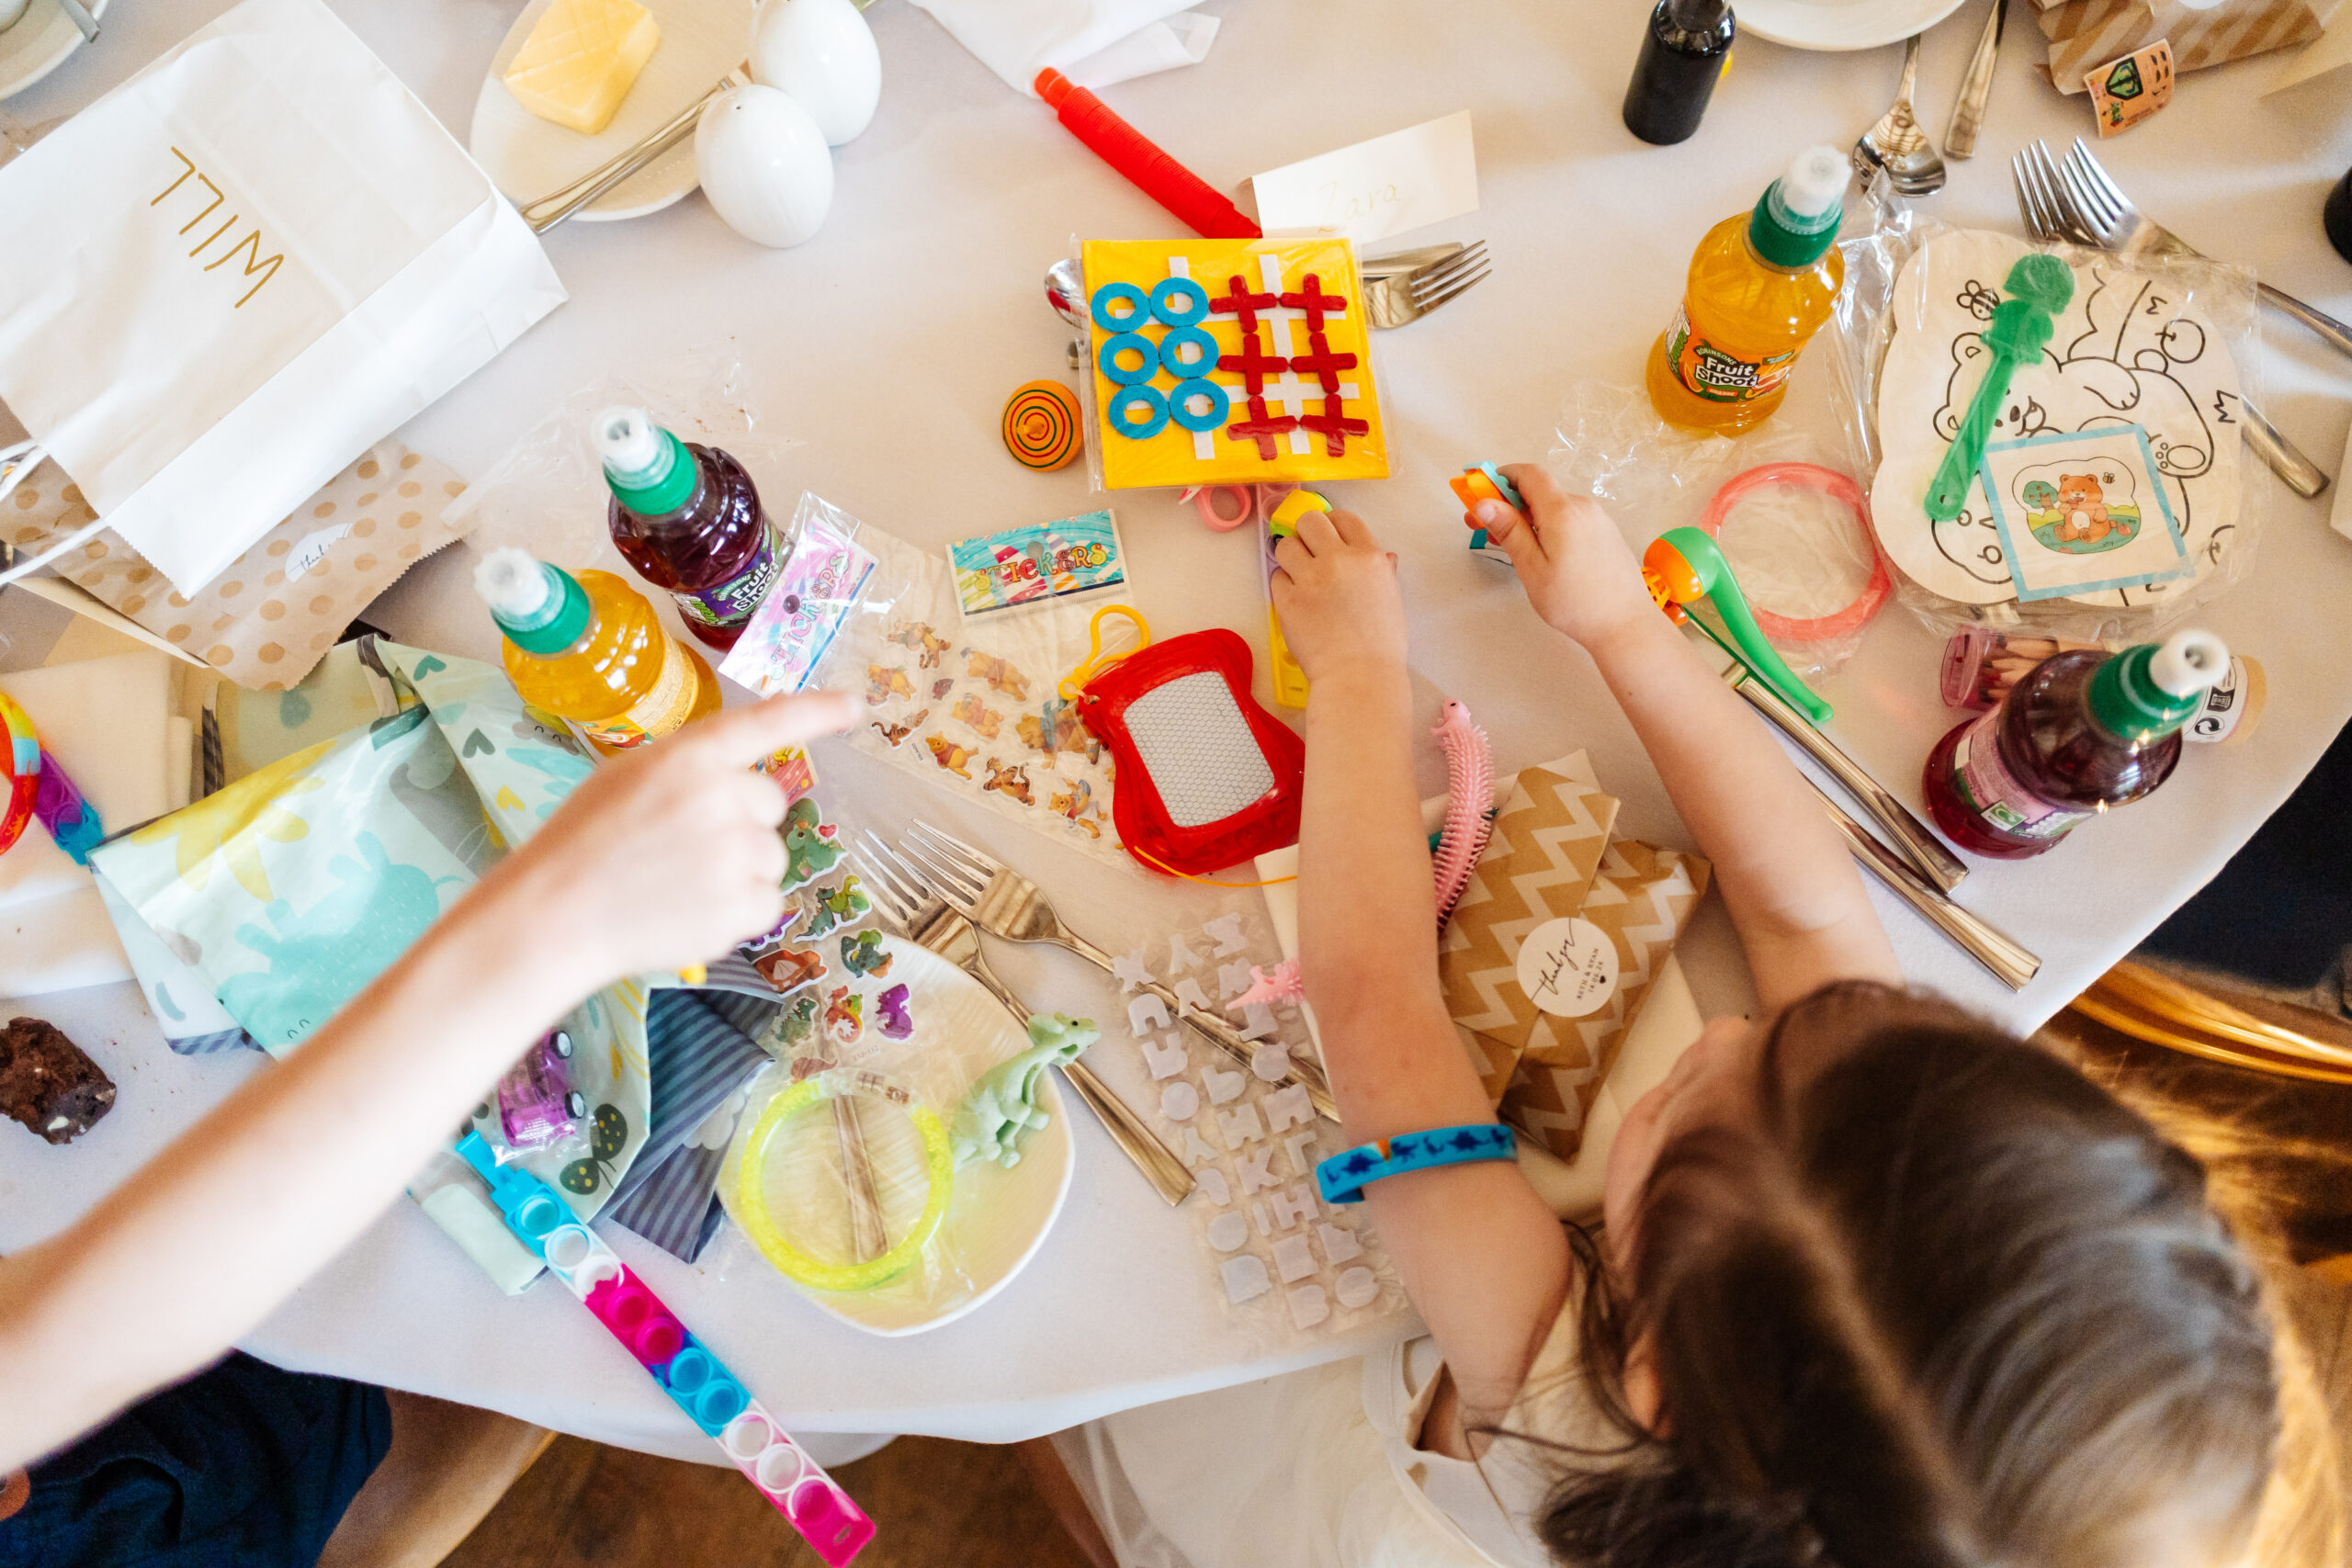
[1203,1062,1248,1106]
[1173,978,1214,1012]
[1167,932,1202,973]
[1180,1126,1219,1167]
[1112,948,1155,991]
[1222,1255,1272,1303]
[1251,1043,1295,1082]
[1197,1166,1233,1205]
[1335,1266,1379,1309]
[1288,1284,1331,1329]
[1159,1081,1201,1122]
[1283,1133,1319,1180]
[1236,1144,1281,1194]
[1261,1082,1315,1134]
[1207,1211,1250,1251]
[1318,1222,1363,1266]
[1272,1233,1317,1282]
[1129,993,1171,1038]
[1271,1182,1318,1232]
[1203,913,1249,955]
[1239,1003,1279,1041]
[1216,1102,1265,1145]
[1218,959,1256,999]
[1141,1033,1188,1080]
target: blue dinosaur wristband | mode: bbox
[1315,1123,1518,1204]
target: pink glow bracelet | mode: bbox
[456,1134,876,1564]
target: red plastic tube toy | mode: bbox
[1035,69,1261,239]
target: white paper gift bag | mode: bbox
[0,0,565,596]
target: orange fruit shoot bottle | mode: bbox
[1645,146,1849,434]
[474,547,720,756]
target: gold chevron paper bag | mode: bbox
[1500,837,1710,1162]
[1437,758,1622,1105]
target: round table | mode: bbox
[6,0,2351,1461]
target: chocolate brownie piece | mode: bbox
[0,1016,115,1145]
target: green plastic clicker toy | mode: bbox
[1642,526,1833,725]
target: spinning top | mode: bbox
[1002,380,1083,471]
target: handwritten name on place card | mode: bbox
[1249,111,1477,246]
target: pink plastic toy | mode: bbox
[1430,700,1495,932]
[1231,959,1304,1010]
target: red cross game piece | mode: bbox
[1227,394,1297,461]
[1217,341,1289,395]
[1288,331,1356,395]
[1297,393,1368,457]
[1277,274,1348,333]
[1208,276,1277,333]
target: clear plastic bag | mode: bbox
[1548,380,1886,678]
[1824,192,2265,644]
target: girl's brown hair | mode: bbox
[1532,983,2340,1568]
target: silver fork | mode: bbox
[517,68,750,233]
[2014,142,2329,501]
[859,837,1194,1206]
[2060,137,2352,362]
[900,822,1338,1122]
[1365,242,1489,330]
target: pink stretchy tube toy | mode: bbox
[1431,700,1496,932]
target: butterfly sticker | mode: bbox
[560,1102,629,1195]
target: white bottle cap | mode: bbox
[474,546,551,619]
[1778,147,1849,220]
[2148,629,2230,697]
[594,406,665,481]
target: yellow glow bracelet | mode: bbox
[735,1076,955,1294]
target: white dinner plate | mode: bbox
[1736,0,1968,52]
[469,0,752,223]
[718,937,1076,1337]
[0,0,110,102]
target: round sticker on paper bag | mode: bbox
[1516,917,1620,1018]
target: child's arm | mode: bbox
[1475,466,1900,1010]
[1271,510,1571,1435]
[0,692,856,1470]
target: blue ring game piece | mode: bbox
[1097,332,1159,386]
[1105,385,1170,440]
[1090,281,1148,330]
[1157,325,1217,376]
[1149,276,1210,328]
[1166,378,1231,433]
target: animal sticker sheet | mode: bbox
[1870,230,2245,610]
[1080,239,1388,490]
[1979,427,2191,600]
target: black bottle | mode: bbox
[1623,0,1736,146]
[2326,165,2352,266]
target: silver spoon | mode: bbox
[1852,34,1945,197]
[1046,257,1087,370]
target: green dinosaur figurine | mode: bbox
[952,1013,1099,1170]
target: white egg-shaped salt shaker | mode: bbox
[694,85,834,248]
[750,0,881,148]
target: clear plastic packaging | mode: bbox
[1825,194,2265,644]
[1547,379,1884,678]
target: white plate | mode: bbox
[718,937,1076,1337]
[0,0,110,102]
[1736,0,1968,52]
[469,0,752,223]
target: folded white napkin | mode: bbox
[908,0,1219,96]
[0,651,178,998]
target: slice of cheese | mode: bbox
[503,0,662,137]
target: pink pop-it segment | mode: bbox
[583,1272,684,1367]
[721,1407,876,1565]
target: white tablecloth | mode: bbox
[4,0,2350,1460]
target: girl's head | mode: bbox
[1551,982,2337,1568]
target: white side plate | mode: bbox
[0,0,112,103]
[1735,0,1968,53]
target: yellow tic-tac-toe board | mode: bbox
[1081,239,1389,491]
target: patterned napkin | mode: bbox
[2034,0,2325,90]
[1437,753,1710,1163]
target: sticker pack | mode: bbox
[949,511,1127,618]
[718,497,879,698]
[1977,425,2190,601]
[1080,239,1388,490]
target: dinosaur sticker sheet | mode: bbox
[1080,239,1388,491]
[1870,230,2246,611]
[88,639,652,1219]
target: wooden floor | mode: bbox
[443,1434,1092,1568]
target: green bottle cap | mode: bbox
[594,406,697,517]
[1748,146,1848,268]
[2088,630,2230,743]
[476,547,593,656]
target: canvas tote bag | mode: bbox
[0,0,565,596]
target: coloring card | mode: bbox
[1980,426,2192,601]
[1870,230,2245,610]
